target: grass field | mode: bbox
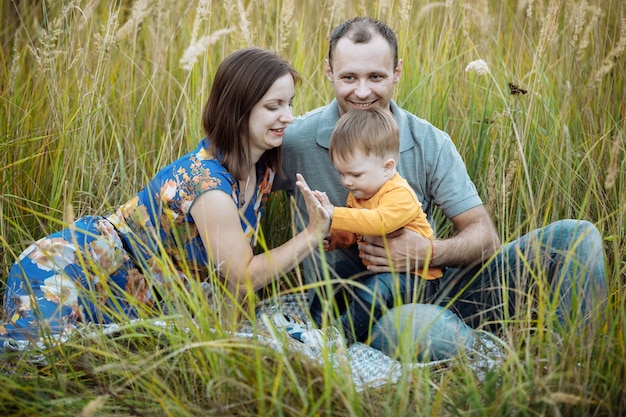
[1,0,625,415]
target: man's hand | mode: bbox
[359,229,430,272]
[358,205,500,272]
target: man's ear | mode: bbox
[393,59,403,84]
[324,59,333,81]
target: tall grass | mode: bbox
[1,0,624,415]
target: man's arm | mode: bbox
[359,205,500,272]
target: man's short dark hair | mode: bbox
[328,17,398,69]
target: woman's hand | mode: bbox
[295,173,330,239]
[191,173,332,305]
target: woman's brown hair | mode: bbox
[201,47,299,179]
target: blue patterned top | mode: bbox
[106,138,274,279]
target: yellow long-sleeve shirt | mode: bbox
[329,172,442,279]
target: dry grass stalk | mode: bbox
[327,0,345,30]
[79,394,109,417]
[94,5,120,55]
[179,28,234,71]
[504,147,521,202]
[526,0,535,18]
[576,5,602,61]
[604,131,623,190]
[191,0,213,44]
[8,34,21,100]
[475,0,490,35]
[357,0,367,17]
[486,146,497,218]
[379,0,392,21]
[237,0,252,46]
[416,2,448,23]
[535,0,564,61]
[76,0,101,32]
[63,181,75,226]
[465,58,490,75]
[544,392,583,405]
[115,0,152,41]
[279,0,295,51]
[562,123,571,143]
[31,0,78,66]
[516,0,528,17]
[570,0,588,47]
[399,0,413,23]
[460,0,471,36]
[592,17,626,87]
[458,0,491,38]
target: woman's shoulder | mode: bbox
[148,141,233,198]
[169,140,222,170]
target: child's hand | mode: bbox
[313,190,334,217]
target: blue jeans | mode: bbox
[435,219,607,330]
[306,220,608,360]
[322,272,424,344]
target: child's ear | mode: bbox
[383,158,396,171]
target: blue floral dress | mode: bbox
[1,139,274,351]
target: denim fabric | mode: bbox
[435,219,608,331]
[369,303,475,361]
[334,272,424,344]
[307,220,608,359]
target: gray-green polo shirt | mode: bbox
[276,99,483,236]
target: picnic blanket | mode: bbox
[237,294,507,390]
[2,294,506,390]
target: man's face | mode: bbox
[325,34,402,116]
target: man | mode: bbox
[276,17,607,356]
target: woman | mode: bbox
[0,48,330,353]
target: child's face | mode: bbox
[333,150,395,200]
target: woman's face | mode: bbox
[247,74,295,158]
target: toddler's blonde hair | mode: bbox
[329,108,399,163]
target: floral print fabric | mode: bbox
[1,139,274,352]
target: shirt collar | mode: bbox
[314,99,414,152]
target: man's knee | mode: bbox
[354,273,398,307]
[370,304,476,361]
